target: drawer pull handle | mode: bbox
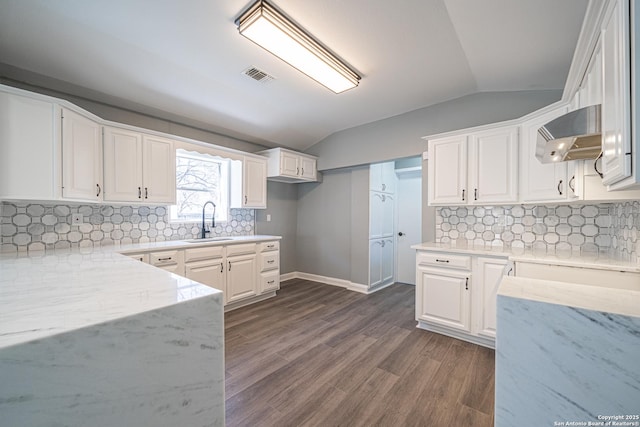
[220,263,224,273]
[267,260,275,264]
[138,187,142,199]
[267,244,275,248]
[157,257,172,261]
[435,259,450,263]
[228,261,231,271]
[465,277,469,290]
[267,280,275,284]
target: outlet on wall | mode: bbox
[266,214,271,222]
[72,214,83,225]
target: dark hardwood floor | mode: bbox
[224,279,495,427]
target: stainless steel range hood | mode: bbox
[535,105,601,163]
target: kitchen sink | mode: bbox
[184,237,234,243]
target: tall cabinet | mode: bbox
[368,162,396,290]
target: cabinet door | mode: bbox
[280,151,299,177]
[427,136,467,205]
[381,162,396,194]
[381,194,394,237]
[601,0,632,185]
[381,238,394,284]
[519,106,569,202]
[370,163,383,192]
[369,192,384,238]
[416,267,471,332]
[103,127,143,202]
[142,135,176,204]
[369,239,382,288]
[475,257,508,339]
[185,260,226,300]
[300,156,316,180]
[469,127,518,204]
[61,109,102,201]
[243,157,267,208]
[226,254,257,303]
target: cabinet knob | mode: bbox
[398,232,405,236]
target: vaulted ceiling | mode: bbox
[0,0,588,150]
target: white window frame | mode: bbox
[169,149,230,224]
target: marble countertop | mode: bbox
[116,234,282,253]
[412,241,640,272]
[0,234,281,349]
[498,275,640,318]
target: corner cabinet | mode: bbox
[103,127,176,204]
[61,108,103,202]
[427,126,518,206]
[257,147,319,183]
[230,156,267,209]
[414,248,509,348]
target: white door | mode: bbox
[300,156,316,180]
[61,108,102,201]
[427,136,467,205]
[226,254,257,303]
[243,157,267,208]
[469,127,518,204]
[185,260,226,301]
[142,135,176,204]
[475,257,508,339]
[368,239,382,288]
[103,127,142,202]
[416,267,471,332]
[396,169,422,285]
[280,151,299,177]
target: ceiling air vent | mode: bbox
[242,66,275,84]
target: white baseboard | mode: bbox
[280,271,389,295]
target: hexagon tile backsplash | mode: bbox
[436,201,639,261]
[0,202,255,253]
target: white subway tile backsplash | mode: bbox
[0,201,255,253]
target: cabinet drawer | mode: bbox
[126,252,149,263]
[417,251,471,270]
[259,241,279,252]
[149,250,179,266]
[260,251,280,272]
[184,246,224,263]
[226,243,256,257]
[261,270,280,292]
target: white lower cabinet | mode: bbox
[416,266,471,332]
[369,237,394,289]
[474,257,509,339]
[415,249,508,348]
[226,253,258,304]
[125,240,280,310]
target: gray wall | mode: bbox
[255,182,298,274]
[296,168,370,284]
[305,90,562,171]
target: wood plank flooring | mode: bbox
[224,279,495,427]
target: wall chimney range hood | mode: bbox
[535,105,602,163]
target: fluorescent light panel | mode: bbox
[237,1,360,94]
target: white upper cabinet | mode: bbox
[0,91,59,201]
[600,0,632,186]
[141,135,176,204]
[370,162,396,194]
[231,156,267,209]
[103,128,176,204]
[61,108,103,202]
[257,147,319,183]
[428,135,467,205]
[103,127,142,202]
[469,126,518,204]
[519,105,574,202]
[428,126,518,206]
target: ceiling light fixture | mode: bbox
[236,0,360,94]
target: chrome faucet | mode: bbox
[201,201,216,239]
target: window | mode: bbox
[170,150,229,223]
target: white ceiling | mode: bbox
[0,0,588,150]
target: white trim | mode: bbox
[280,271,387,294]
[416,321,494,349]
